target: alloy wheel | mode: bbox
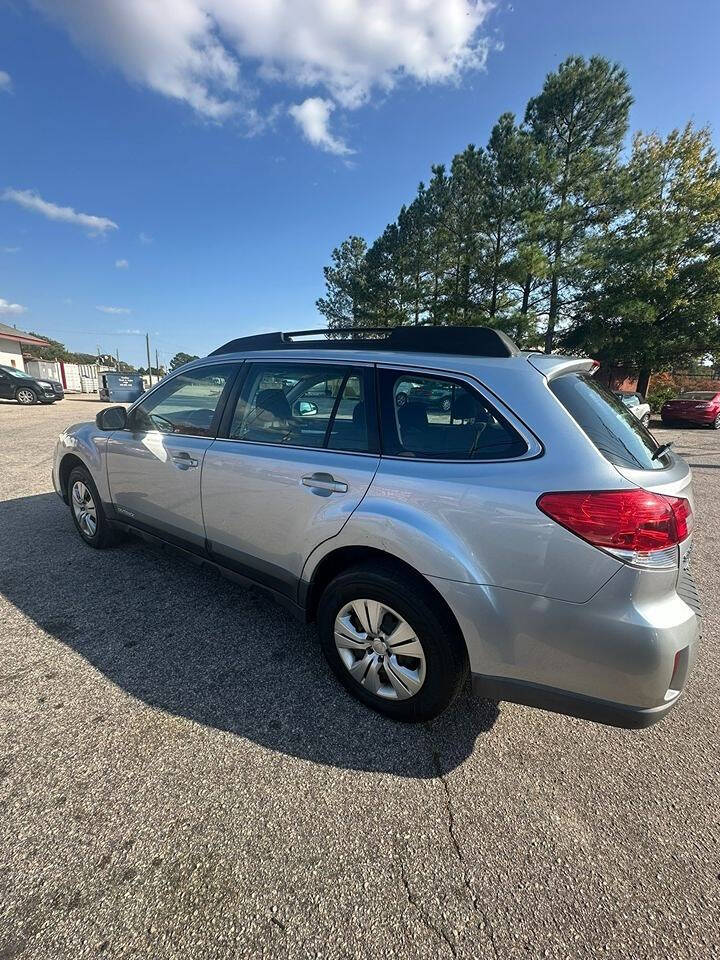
[17,389,36,404]
[333,599,426,700]
[71,480,98,538]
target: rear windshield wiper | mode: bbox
[652,441,673,462]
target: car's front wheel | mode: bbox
[713,413,720,430]
[641,412,651,428]
[317,561,468,722]
[68,465,119,549]
[16,387,37,405]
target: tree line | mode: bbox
[25,333,197,377]
[317,56,720,394]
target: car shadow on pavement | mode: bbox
[0,493,498,777]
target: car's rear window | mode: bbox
[679,391,716,400]
[550,373,670,471]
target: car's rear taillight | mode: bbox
[537,489,693,569]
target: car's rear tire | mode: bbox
[317,561,468,722]
[16,387,37,405]
[641,412,651,428]
[67,465,119,549]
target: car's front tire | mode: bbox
[712,413,720,430]
[317,561,468,722]
[641,412,651,428]
[67,465,119,549]
[16,387,37,405]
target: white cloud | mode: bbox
[289,98,352,156]
[2,188,118,236]
[139,232,153,244]
[29,1,493,148]
[116,328,143,335]
[2,246,20,254]
[0,297,27,315]
[115,258,129,268]
[96,305,131,314]
[0,71,11,93]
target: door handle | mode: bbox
[301,472,348,493]
[172,452,199,469]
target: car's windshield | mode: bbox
[678,391,716,400]
[0,365,34,380]
[551,373,669,471]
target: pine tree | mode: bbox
[565,125,720,387]
[316,236,369,328]
[525,55,632,352]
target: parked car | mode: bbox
[53,327,699,727]
[0,363,64,404]
[661,390,720,429]
[396,380,453,413]
[613,391,651,428]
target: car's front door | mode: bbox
[201,361,380,599]
[105,362,239,550]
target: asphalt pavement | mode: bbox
[1,397,718,959]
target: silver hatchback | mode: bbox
[53,327,699,726]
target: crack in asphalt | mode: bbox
[428,742,501,960]
[398,851,457,959]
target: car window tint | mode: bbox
[230,363,375,452]
[379,371,527,460]
[550,373,669,471]
[130,364,235,437]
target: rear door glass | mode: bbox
[379,370,527,460]
[550,373,669,470]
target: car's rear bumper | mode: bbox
[430,564,700,729]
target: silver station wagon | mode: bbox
[53,327,700,726]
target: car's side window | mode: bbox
[129,364,237,437]
[378,369,527,460]
[229,363,377,452]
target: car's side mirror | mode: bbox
[96,406,128,431]
[295,400,319,417]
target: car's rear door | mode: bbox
[105,362,239,550]
[201,360,379,600]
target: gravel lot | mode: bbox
[1,397,719,960]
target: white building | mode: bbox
[0,322,51,370]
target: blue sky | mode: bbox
[1,0,719,368]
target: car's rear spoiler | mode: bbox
[526,354,598,380]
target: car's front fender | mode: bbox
[54,422,111,503]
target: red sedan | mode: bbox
[661,390,720,429]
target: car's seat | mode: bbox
[241,388,292,441]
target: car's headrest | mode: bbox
[255,388,291,420]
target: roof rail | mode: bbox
[209,326,519,358]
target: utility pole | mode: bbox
[146,332,153,388]
[155,348,160,380]
[116,348,120,370]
